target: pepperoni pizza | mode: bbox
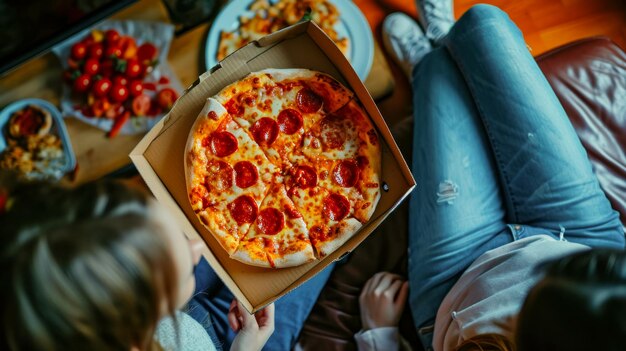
[185,69,381,268]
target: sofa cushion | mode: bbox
[535,37,626,228]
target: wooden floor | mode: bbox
[357,0,626,129]
[455,0,626,55]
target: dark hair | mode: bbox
[0,176,178,350]
[516,249,626,351]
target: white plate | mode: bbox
[205,0,374,80]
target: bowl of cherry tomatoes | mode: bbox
[53,20,183,137]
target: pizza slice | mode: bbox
[286,179,363,258]
[233,183,316,268]
[186,98,279,254]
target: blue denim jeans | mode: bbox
[407,4,625,349]
[186,257,335,351]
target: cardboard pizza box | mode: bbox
[130,21,415,313]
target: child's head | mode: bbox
[517,249,626,351]
[0,178,201,350]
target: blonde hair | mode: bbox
[454,333,515,351]
[0,178,179,350]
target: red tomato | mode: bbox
[91,98,111,117]
[158,76,170,85]
[125,59,142,78]
[156,88,178,109]
[100,59,115,77]
[128,80,144,97]
[88,43,104,59]
[83,58,100,75]
[112,75,128,87]
[118,36,138,59]
[105,29,120,44]
[73,74,92,93]
[109,84,129,103]
[70,42,87,60]
[105,45,122,58]
[131,94,151,116]
[137,43,158,63]
[92,78,112,97]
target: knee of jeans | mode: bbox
[412,47,449,82]
[456,4,513,32]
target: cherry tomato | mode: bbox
[105,29,120,44]
[83,58,100,75]
[88,43,104,59]
[73,74,92,93]
[125,59,142,78]
[105,45,122,58]
[118,36,138,59]
[156,88,178,110]
[131,94,151,116]
[109,84,129,103]
[112,75,128,87]
[92,78,112,97]
[99,59,115,77]
[137,43,158,63]
[128,80,143,97]
[70,42,87,60]
[91,98,111,117]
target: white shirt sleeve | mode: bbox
[355,327,400,351]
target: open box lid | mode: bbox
[130,21,415,313]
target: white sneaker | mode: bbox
[417,0,455,45]
[382,13,433,78]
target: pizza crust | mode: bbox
[270,247,316,268]
[314,218,363,258]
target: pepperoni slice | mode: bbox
[250,117,279,146]
[257,208,285,235]
[224,98,244,116]
[333,160,360,188]
[209,131,238,157]
[234,161,259,188]
[323,193,350,221]
[293,165,317,188]
[207,111,219,120]
[277,109,303,135]
[229,195,258,225]
[205,160,234,191]
[296,87,323,113]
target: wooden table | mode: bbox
[0,0,394,185]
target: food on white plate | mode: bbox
[217,0,348,61]
[0,105,65,179]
